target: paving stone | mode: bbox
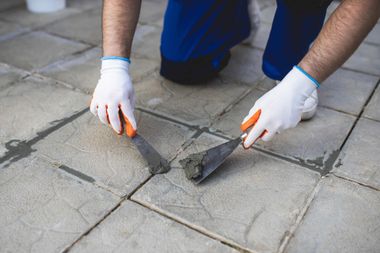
[135,72,249,126]
[39,48,158,94]
[44,8,101,45]
[139,0,167,25]
[343,43,380,76]
[0,0,23,11]
[35,111,195,196]
[251,22,271,50]
[0,4,80,29]
[260,5,276,24]
[257,0,276,10]
[70,200,238,253]
[221,45,265,85]
[364,84,380,121]
[0,20,29,42]
[0,31,88,71]
[132,133,320,253]
[0,76,89,149]
[0,156,119,253]
[132,24,162,61]
[319,68,378,115]
[333,118,380,189]
[67,0,102,11]
[365,23,380,46]
[212,94,356,171]
[0,64,26,90]
[286,176,380,253]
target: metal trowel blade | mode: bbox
[192,137,242,184]
[131,134,170,174]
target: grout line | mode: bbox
[340,66,380,78]
[331,173,380,192]
[277,178,323,253]
[130,198,256,253]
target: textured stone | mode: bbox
[132,133,320,253]
[365,22,380,45]
[212,95,356,172]
[39,48,158,94]
[260,5,276,24]
[44,8,101,45]
[286,176,380,253]
[67,0,102,11]
[0,20,29,42]
[139,0,167,25]
[364,85,380,121]
[135,73,249,126]
[221,45,265,85]
[0,5,80,28]
[0,76,89,147]
[333,118,380,189]
[35,111,194,196]
[0,31,88,71]
[0,156,119,253]
[70,200,238,253]
[132,24,162,61]
[0,64,26,90]
[0,0,23,11]
[251,22,271,50]
[343,43,380,76]
[319,68,378,115]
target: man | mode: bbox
[90,0,380,149]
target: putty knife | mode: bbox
[180,133,247,184]
[131,134,171,174]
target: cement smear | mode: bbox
[179,151,207,179]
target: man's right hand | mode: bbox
[90,58,137,137]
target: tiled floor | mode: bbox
[0,1,379,252]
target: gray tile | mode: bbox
[343,43,380,76]
[319,68,378,115]
[364,85,380,121]
[0,156,119,253]
[0,0,23,11]
[0,64,26,90]
[333,118,380,189]
[70,200,238,253]
[0,20,29,42]
[0,76,89,147]
[139,0,167,25]
[135,73,249,126]
[39,48,158,94]
[221,45,265,85]
[365,22,380,46]
[132,24,162,61]
[0,5,80,28]
[212,93,356,172]
[44,8,102,45]
[132,133,320,253]
[260,5,275,24]
[35,111,195,196]
[286,176,380,253]
[251,22,271,50]
[67,0,102,11]
[0,31,88,71]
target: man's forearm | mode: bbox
[299,0,380,83]
[102,0,141,58]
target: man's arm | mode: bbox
[102,0,142,57]
[300,0,380,83]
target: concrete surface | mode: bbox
[0,0,379,252]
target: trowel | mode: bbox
[179,133,247,184]
[120,113,170,174]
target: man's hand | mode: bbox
[240,66,318,148]
[90,59,137,137]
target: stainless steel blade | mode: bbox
[131,134,170,174]
[191,136,242,184]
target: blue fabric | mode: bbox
[262,0,330,81]
[160,0,250,64]
[102,56,131,63]
[295,65,320,88]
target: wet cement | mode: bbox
[149,158,171,174]
[179,151,207,179]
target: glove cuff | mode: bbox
[281,66,318,97]
[101,57,130,72]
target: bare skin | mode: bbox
[102,0,141,58]
[299,0,380,83]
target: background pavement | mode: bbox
[0,0,379,252]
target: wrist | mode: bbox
[101,57,130,72]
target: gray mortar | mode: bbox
[179,151,207,179]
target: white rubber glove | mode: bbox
[241,66,319,148]
[90,58,137,137]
